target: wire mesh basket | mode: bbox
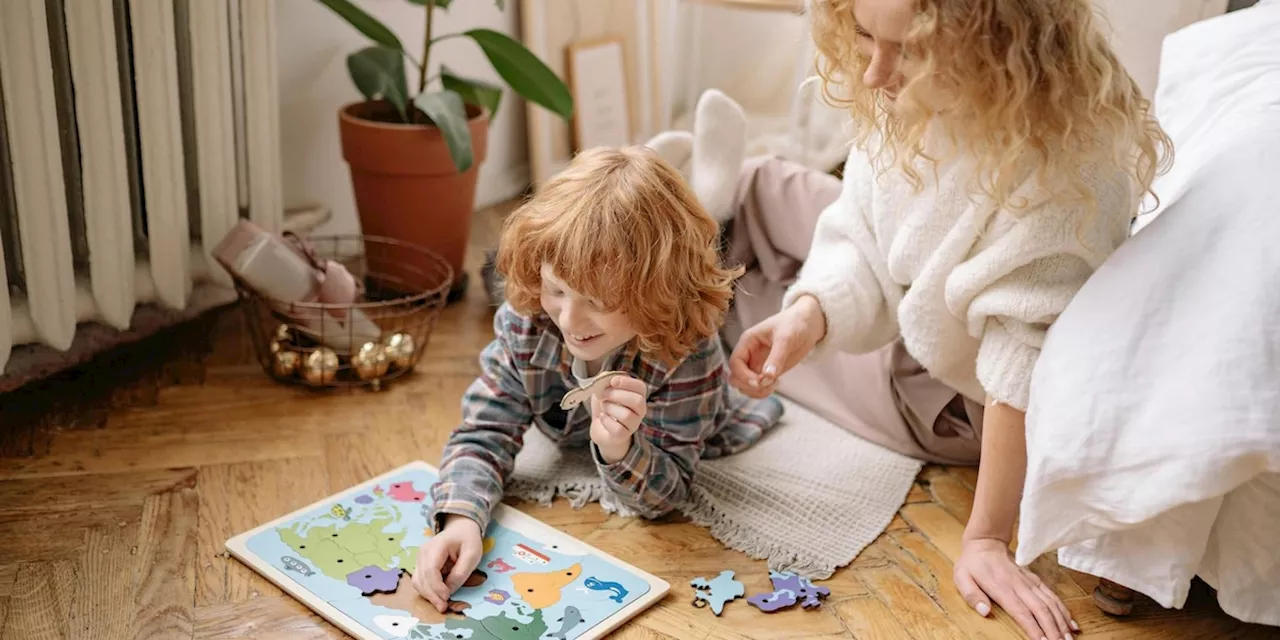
[231,234,453,391]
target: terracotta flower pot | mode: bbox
[338,100,489,302]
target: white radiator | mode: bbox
[0,0,283,372]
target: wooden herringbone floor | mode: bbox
[0,206,1273,639]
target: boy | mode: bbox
[412,146,783,611]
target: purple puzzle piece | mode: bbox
[354,494,373,504]
[346,565,401,595]
[747,571,830,612]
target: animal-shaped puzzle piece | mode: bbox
[583,576,629,603]
[510,563,582,609]
[487,558,515,573]
[559,370,626,410]
[548,605,585,640]
[690,570,745,616]
[746,571,831,612]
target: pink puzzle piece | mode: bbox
[387,481,425,503]
[487,558,515,573]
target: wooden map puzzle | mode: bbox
[226,461,668,639]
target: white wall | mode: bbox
[675,0,1229,119]
[1091,0,1229,98]
[277,0,529,236]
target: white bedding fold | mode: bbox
[1015,2,1280,626]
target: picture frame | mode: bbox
[565,36,632,151]
[520,0,674,186]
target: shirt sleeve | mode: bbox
[591,338,730,519]
[428,309,533,534]
[782,149,903,357]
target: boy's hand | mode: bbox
[590,375,647,463]
[412,515,483,613]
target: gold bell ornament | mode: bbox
[383,332,415,369]
[302,347,339,386]
[352,341,390,380]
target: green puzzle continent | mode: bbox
[444,610,546,640]
[278,516,416,581]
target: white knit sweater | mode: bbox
[782,144,1136,411]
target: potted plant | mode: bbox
[316,0,573,302]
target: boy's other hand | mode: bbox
[590,375,647,463]
[412,515,483,612]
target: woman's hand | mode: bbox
[954,537,1078,640]
[590,375,647,463]
[413,515,483,612]
[728,294,827,397]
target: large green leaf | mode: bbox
[347,46,409,121]
[414,90,474,172]
[405,0,450,8]
[441,66,503,119]
[463,29,572,120]
[316,0,404,51]
[494,0,505,9]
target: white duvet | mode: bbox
[1015,1,1280,627]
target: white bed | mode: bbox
[1015,0,1280,627]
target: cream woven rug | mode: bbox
[509,398,922,579]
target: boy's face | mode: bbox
[540,264,637,362]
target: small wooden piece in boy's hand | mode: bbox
[588,375,648,464]
[559,370,626,410]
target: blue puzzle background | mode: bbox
[244,466,651,639]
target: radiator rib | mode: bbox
[187,0,240,285]
[0,0,281,375]
[241,0,284,232]
[65,0,137,330]
[129,0,191,311]
[0,0,78,352]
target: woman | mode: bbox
[719,1,1172,639]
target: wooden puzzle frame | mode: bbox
[225,460,670,640]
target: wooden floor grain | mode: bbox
[0,206,1273,639]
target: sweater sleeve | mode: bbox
[781,151,902,357]
[949,175,1135,410]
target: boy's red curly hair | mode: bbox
[496,145,742,365]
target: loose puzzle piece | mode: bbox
[510,563,582,609]
[746,571,831,612]
[559,370,626,410]
[690,570,745,616]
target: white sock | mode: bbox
[691,89,747,224]
[644,130,694,180]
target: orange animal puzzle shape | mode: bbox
[510,563,583,609]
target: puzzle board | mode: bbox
[226,461,669,639]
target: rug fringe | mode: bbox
[679,490,849,580]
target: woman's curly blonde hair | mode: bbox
[811,0,1173,215]
[496,146,742,366]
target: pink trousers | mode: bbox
[720,156,985,466]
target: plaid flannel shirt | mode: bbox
[428,303,784,534]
